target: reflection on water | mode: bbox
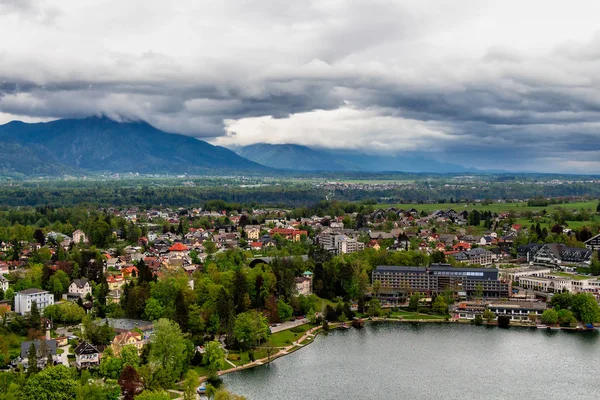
[221,322,600,400]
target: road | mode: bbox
[269,318,308,333]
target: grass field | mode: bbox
[384,310,447,320]
[269,323,313,347]
[379,200,598,214]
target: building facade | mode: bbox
[372,264,510,300]
[14,288,55,315]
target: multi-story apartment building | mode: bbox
[14,288,55,315]
[318,232,364,255]
[372,264,510,301]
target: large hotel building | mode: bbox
[372,263,510,301]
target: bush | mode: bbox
[473,315,483,326]
[248,351,255,362]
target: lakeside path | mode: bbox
[198,323,328,384]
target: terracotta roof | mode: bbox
[169,242,189,252]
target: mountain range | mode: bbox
[0,117,475,175]
[0,116,266,175]
[233,143,473,173]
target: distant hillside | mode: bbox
[235,144,359,171]
[234,143,473,173]
[0,117,267,175]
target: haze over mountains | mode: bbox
[233,143,473,173]
[0,117,476,175]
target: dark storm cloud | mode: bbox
[2,0,600,172]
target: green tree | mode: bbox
[276,299,293,321]
[557,309,576,327]
[182,369,199,400]
[27,343,39,374]
[99,352,124,380]
[432,296,448,315]
[120,344,140,367]
[367,298,381,317]
[482,309,495,323]
[204,341,224,379]
[408,294,420,311]
[21,365,78,400]
[541,309,559,325]
[571,293,600,324]
[143,298,164,321]
[473,314,483,326]
[233,310,270,350]
[29,301,41,331]
[149,318,191,384]
[135,391,171,400]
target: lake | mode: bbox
[221,322,600,400]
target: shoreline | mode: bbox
[201,317,598,382]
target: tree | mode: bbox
[432,296,448,315]
[557,309,576,327]
[233,310,270,350]
[174,289,189,331]
[99,352,124,380]
[120,344,140,367]
[473,314,483,326]
[571,293,600,324]
[143,298,164,321]
[29,301,41,331]
[34,229,46,246]
[367,298,381,317]
[27,343,39,374]
[541,309,559,325]
[204,341,224,379]
[482,309,495,323]
[135,391,171,400]
[372,280,381,297]
[408,294,420,311]
[473,284,484,299]
[119,365,142,400]
[203,241,218,256]
[277,299,293,321]
[182,369,199,400]
[149,318,191,384]
[21,365,78,400]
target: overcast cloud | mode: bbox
[1,0,600,172]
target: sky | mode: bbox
[1,0,600,173]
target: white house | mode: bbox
[74,341,101,368]
[72,230,88,244]
[64,278,92,300]
[14,288,54,315]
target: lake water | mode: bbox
[221,322,600,400]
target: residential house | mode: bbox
[74,341,101,368]
[111,331,145,355]
[72,230,89,244]
[107,275,125,291]
[20,339,58,369]
[244,225,261,241]
[0,275,8,292]
[64,278,92,300]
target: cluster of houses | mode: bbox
[15,318,151,371]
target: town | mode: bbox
[0,198,599,399]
